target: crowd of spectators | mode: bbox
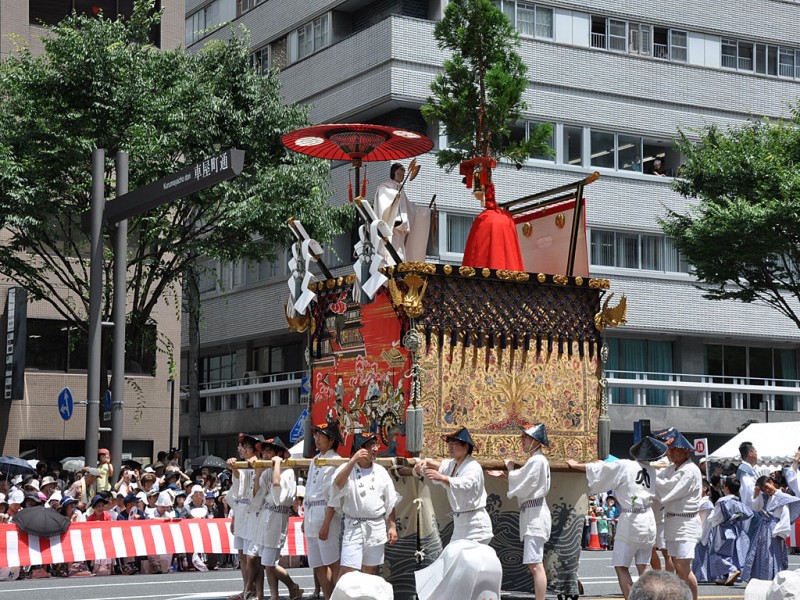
[0,448,242,579]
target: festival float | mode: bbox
[280,121,626,600]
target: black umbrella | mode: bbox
[0,456,37,478]
[200,455,226,471]
[13,506,71,537]
[190,455,209,469]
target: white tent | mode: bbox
[707,421,800,469]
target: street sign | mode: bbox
[300,376,311,396]
[58,387,74,421]
[693,438,708,456]
[103,390,112,421]
[290,407,308,444]
[81,148,245,229]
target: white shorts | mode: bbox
[523,535,546,564]
[340,542,384,570]
[243,539,261,557]
[259,546,281,567]
[667,540,696,560]
[611,540,652,567]
[306,536,341,569]
[233,535,248,551]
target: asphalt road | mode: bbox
[1,551,797,600]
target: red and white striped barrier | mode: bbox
[0,517,308,568]
[786,519,800,549]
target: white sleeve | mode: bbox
[740,475,755,509]
[270,469,296,506]
[785,466,800,497]
[774,504,791,539]
[507,456,549,500]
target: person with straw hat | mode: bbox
[567,436,668,600]
[502,424,551,600]
[248,436,302,600]
[333,432,400,578]
[226,433,263,600]
[305,422,345,599]
[654,429,702,600]
[415,426,493,545]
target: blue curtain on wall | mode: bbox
[647,341,673,406]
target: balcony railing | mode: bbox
[607,370,800,410]
[198,370,307,411]
[590,33,605,49]
[653,43,668,59]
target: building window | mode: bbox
[562,126,583,166]
[295,13,331,61]
[250,46,271,75]
[606,338,674,405]
[670,30,688,62]
[200,352,236,412]
[590,130,615,169]
[493,1,553,39]
[26,318,156,374]
[705,345,798,411]
[589,229,691,274]
[185,0,222,46]
[237,0,264,16]
[438,213,474,259]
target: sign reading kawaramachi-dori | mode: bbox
[84,149,245,228]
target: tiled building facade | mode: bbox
[183,0,800,457]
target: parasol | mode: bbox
[13,506,71,537]
[199,455,227,471]
[0,457,37,478]
[60,456,86,472]
[282,123,433,202]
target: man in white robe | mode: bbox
[333,432,399,577]
[567,436,668,600]
[374,163,430,262]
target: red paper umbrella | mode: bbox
[282,123,433,163]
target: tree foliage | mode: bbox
[421,0,551,170]
[660,112,800,329]
[0,1,350,352]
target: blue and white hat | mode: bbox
[519,423,549,448]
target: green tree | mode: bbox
[660,114,800,329]
[0,2,350,454]
[0,1,349,348]
[421,0,551,169]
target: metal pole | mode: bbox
[85,149,104,464]
[110,151,128,483]
[168,380,175,450]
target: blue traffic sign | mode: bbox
[58,387,74,421]
[289,407,308,444]
[104,389,112,412]
[300,376,311,396]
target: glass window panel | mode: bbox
[26,320,69,371]
[738,41,754,72]
[618,134,642,171]
[796,50,800,79]
[529,122,554,161]
[590,130,615,169]
[653,27,669,59]
[590,230,615,266]
[563,126,583,165]
[640,235,663,270]
[768,46,778,76]
[779,48,795,77]
[615,233,639,269]
[590,17,606,49]
[502,0,515,24]
[705,344,726,408]
[663,237,690,273]
[721,38,737,69]
[535,6,553,38]
[446,214,473,254]
[608,19,626,52]
[639,24,652,56]
[670,30,687,62]
[517,3,535,37]
[724,346,747,377]
[756,44,767,74]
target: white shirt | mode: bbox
[507,450,551,541]
[304,449,343,539]
[585,460,658,546]
[434,456,493,543]
[250,467,296,549]
[333,462,399,548]
[656,460,703,543]
[227,468,256,537]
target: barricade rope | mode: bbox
[0,517,307,568]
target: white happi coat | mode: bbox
[433,456,493,542]
[585,459,657,546]
[332,462,399,548]
[655,460,702,543]
[304,449,343,540]
[227,468,256,539]
[507,450,551,541]
[250,466,296,549]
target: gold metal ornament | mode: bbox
[553,274,568,285]
[537,273,546,283]
[388,274,428,318]
[575,276,584,286]
[594,292,628,331]
[443,264,453,275]
[481,268,491,278]
[459,266,476,277]
[522,222,532,237]
[555,213,566,229]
